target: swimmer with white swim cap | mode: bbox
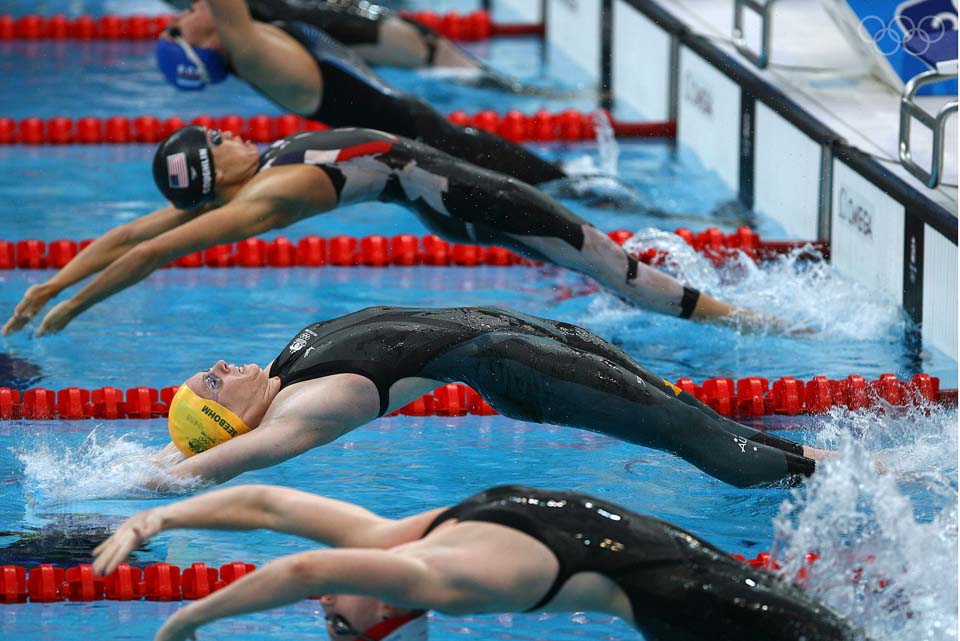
[8,126,762,337]
[151,306,826,488]
[92,484,868,641]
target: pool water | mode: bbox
[0,2,957,641]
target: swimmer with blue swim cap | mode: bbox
[152,0,567,186]
[156,24,228,90]
[92,484,867,641]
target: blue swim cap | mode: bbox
[156,36,228,91]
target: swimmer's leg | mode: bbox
[505,227,736,320]
[508,313,813,458]
[627,547,864,641]
[357,16,480,68]
[427,333,813,487]
[414,113,567,185]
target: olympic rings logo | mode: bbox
[857,12,957,56]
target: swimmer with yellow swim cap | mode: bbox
[92,484,867,641]
[167,382,252,456]
[152,307,829,487]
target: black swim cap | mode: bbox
[152,125,217,210]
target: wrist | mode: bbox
[164,605,203,639]
[35,280,62,299]
[154,505,174,532]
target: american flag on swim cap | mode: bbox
[166,152,189,189]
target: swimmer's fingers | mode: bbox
[91,529,138,576]
[3,285,54,336]
[1,312,30,336]
[35,300,76,337]
[155,612,200,641]
[95,511,165,575]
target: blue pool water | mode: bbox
[1,2,957,641]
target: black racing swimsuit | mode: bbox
[268,306,815,487]
[247,0,393,46]
[246,1,535,94]
[424,486,863,641]
[249,20,565,185]
[258,128,586,256]
[247,0,438,56]
[259,128,700,317]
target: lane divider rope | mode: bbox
[0,111,675,145]
[1,374,952,422]
[0,227,827,271]
[0,551,884,603]
[0,10,538,42]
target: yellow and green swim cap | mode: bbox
[168,384,251,456]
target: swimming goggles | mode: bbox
[202,369,222,401]
[325,614,377,641]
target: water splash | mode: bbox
[592,109,619,176]
[14,429,203,505]
[622,229,907,340]
[772,405,958,641]
[546,114,655,211]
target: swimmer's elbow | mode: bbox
[101,222,135,248]
[127,239,172,268]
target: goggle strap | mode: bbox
[174,35,211,84]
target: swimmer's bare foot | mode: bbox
[717,309,811,336]
[802,446,836,463]
[872,456,888,475]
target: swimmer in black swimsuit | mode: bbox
[138,305,827,487]
[92,484,868,641]
[168,0,490,70]
[155,0,564,185]
[11,126,757,336]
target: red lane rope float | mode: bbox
[0,14,170,40]
[0,374,952,422]
[0,551,882,603]
[0,11,535,42]
[398,9,543,40]
[0,111,674,146]
[0,228,826,271]
[0,561,255,603]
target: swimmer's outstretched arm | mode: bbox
[153,549,438,641]
[35,166,331,335]
[92,484,438,576]
[2,205,196,335]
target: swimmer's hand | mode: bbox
[35,299,79,336]
[155,614,199,641]
[92,508,164,576]
[3,283,57,336]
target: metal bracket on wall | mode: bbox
[732,0,779,69]
[899,68,959,189]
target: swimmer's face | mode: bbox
[320,594,387,641]
[184,360,273,428]
[205,129,259,195]
[165,0,219,50]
